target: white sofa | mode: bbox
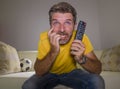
[0,50,120,89]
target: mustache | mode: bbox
[57,32,68,35]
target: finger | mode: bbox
[71,49,83,57]
[71,50,79,55]
[52,34,60,44]
[49,32,56,42]
[71,43,85,56]
[48,27,54,36]
[72,40,85,48]
[71,42,81,51]
[49,32,60,45]
[71,46,79,52]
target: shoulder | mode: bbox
[39,31,48,40]
[82,34,91,42]
[40,31,48,37]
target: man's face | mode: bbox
[51,12,75,44]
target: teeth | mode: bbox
[61,35,65,37]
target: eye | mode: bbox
[64,21,72,25]
[52,21,60,26]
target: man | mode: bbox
[22,2,105,89]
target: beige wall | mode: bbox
[98,0,120,49]
[0,0,119,50]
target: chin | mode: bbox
[59,39,69,45]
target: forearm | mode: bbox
[81,57,102,74]
[34,51,57,76]
[35,29,61,76]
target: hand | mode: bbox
[48,27,61,54]
[70,40,85,62]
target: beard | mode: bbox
[57,31,72,45]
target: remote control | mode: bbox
[75,21,86,40]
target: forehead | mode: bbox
[51,12,73,21]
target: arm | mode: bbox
[81,51,102,74]
[34,28,60,76]
[34,51,57,76]
[71,40,102,74]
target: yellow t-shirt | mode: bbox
[37,30,93,74]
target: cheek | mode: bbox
[53,28,60,33]
[65,24,74,30]
[66,27,74,34]
[51,25,59,32]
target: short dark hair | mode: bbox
[49,2,77,25]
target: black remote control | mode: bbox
[75,21,86,40]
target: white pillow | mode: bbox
[0,41,21,75]
[100,45,120,71]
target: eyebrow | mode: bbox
[51,19,73,22]
[51,19,57,21]
[66,19,73,22]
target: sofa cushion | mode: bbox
[100,44,120,71]
[0,41,21,75]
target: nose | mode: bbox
[60,24,65,32]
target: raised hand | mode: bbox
[48,27,61,54]
[70,40,85,62]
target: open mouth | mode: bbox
[60,35,67,39]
